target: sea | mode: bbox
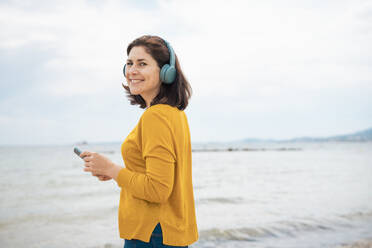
[0,141,371,248]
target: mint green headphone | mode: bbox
[123,39,177,84]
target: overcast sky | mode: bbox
[0,0,371,145]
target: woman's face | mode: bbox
[126,46,161,107]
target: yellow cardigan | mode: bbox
[116,104,198,246]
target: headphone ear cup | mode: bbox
[123,64,127,78]
[160,64,169,83]
[160,64,176,84]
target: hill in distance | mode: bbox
[241,127,372,143]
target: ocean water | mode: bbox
[0,142,371,248]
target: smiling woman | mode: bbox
[80,35,198,248]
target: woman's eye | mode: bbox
[140,62,147,66]
[126,62,132,66]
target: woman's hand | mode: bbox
[80,151,114,176]
[97,175,112,181]
[80,151,122,181]
[92,172,112,181]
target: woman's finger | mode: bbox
[80,151,91,159]
[84,161,93,167]
[83,156,92,162]
[98,174,110,180]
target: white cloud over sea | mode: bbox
[0,0,371,145]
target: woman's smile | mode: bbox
[129,79,144,84]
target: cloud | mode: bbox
[0,0,371,145]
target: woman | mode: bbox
[80,35,199,248]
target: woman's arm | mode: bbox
[115,158,175,203]
[115,108,176,203]
[81,150,174,203]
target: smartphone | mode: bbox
[74,147,84,159]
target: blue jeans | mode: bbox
[124,223,188,248]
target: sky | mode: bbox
[0,0,371,145]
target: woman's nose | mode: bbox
[128,65,139,74]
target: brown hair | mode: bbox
[122,35,192,110]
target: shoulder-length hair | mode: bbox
[122,35,192,110]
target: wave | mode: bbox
[199,211,372,241]
[339,211,372,221]
[196,197,244,204]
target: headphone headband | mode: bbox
[164,40,175,69]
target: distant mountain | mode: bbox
[242,127,372,143]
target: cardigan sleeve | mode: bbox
[116,107,176,203]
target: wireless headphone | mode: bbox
[123,39,177,84]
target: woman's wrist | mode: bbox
[107,162,123,181]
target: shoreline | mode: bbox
[192,147,302,152]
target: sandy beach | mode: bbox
[336,239,372,248]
